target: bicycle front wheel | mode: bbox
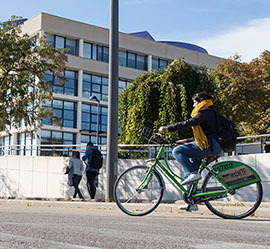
[202,172,263,219]
[113,165,165,216]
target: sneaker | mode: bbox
[178,203,198,212]
[181,172,202,185]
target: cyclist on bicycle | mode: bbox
[159,92,222,210]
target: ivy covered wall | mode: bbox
[119,59,217,144]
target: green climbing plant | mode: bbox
[119,59,217,145]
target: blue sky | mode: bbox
[1,0,270,62]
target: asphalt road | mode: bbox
[0,205,270,249]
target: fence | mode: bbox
[1,134,270,157]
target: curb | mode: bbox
[0,199,269,218]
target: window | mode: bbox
[45,33,78,56]
[0,135,14,155]
[81,104,108,134]
[44,70,78,96]
[42,100,77,128]
[81,135,107,149]
[127,52,136,68]
[66,38,77,55]
[82,40,147,71]
[83,42,109,62]
[119,80,129,94]
[152,58,170,69]
[40,130,75,156]
[137,54,147,70]
[119,51,147,70]
[83,42,92,59]
[82,73,108,101]
[119,51,127,67]
[17,133,34,156]
[55,36,65,49]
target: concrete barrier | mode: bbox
[0,154,270,202]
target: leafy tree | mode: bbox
[119,59,217,144]
[0,17,67,132]
[212,51,270,135]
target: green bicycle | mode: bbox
[113,128,263,219]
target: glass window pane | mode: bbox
[66,39,76,55]
[82,104,90,112]
[102,85,108,94]
[152,58,159,69]
[52,132,62,144]
[159,59,167,69]
[103,47,109,62]
[54,109,62,118]
[81,122,90,131]
[119,51,127,66]
[63,110,74,120]
[45,33,54,46]
[127,52,136,68]
[63,132,73,141]
[119,80,126,89]
[92,75,101,84]
[92,44,97,60]
[65,79,75,89]
[83,42,91,58]
[55,36,65,49]
[97,46,103,61]
[137,55,146,70]
[63,120,74,128]
[83,73,91,82]
[102,77,108,85]
[64,101,74,110]
[53,100,63,108]
[82,91,90,98]
[65,70,75,79]
[92,84,101,92]
[82,112,90,122]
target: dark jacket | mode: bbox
[82,146,99,172]
[167,107,218,140]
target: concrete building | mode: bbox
[0,12,223,156]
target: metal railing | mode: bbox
[0,134,270,158]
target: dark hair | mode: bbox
[265,144,270,153]
[87,142,94,147]
[74,151,80,159]
[192,92,216,103]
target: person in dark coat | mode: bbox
[159,92,223,211]
[82,142,100,199]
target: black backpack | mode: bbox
[213,110,238,152]
[91,149,103,170]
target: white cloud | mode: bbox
[198,18,270,62]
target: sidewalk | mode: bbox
[0,199,269,218]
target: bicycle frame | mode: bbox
[137,146,230,200]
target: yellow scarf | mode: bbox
[191,99,213,151]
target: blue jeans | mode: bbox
[172,138,222,180]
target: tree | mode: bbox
[0,17,67,132]
[119,59,217,144]
[212,51,270,135]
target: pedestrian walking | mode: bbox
[68,151,84,200]
[82,142,102,199]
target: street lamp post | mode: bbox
[106,0,119,201]
[89,96,100,146]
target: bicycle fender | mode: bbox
[212,161,261,189]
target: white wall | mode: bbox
[0,154,269,201]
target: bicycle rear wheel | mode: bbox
[113,165,164,216]
[202,172,263,219]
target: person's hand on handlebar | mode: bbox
[175,139,188,145]
[159,126,168,133]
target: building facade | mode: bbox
[0,12,223,156]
